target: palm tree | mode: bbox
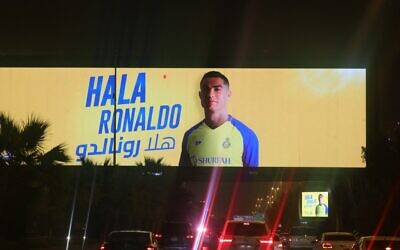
[0,112,70,167]
[135,157,169,167]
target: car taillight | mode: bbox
[99,242,106,250]
[260,238,274,244]
[322,242,333,249]
[186,234,194,239]
[219,238,233,243]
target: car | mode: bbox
[279,232,291,248]
[99,230,159,250]
[217,219,273,250]
[158,221,194,250]
[288,226,318,249]
[354,236,400,250]
[195,222,220,250]
[314,232,356,250]
[273,234,285,250]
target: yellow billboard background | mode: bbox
[0,68,366,167]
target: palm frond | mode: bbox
[0,112,22,151]
[0,112,71,167]
[80,157,113,167]
[136,157,168,167]
[21,115,49,152]
[80,157,96,167]
[40,143,70,166]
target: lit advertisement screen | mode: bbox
[0,68,366,167]
[301,191,329,217]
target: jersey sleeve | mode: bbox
[179,122,202,167]
[179,130,192,167]
[242,129,259,167]
[230,117,259,167]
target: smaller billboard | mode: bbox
[301,192,329,217]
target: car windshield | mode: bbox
[324,235,355,241]
[108,232,150,242]
[364,240,400,250]
[225,222,267,236]
[162,223,191,235]
[291,227,317,236]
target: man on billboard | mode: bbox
[315,193,328,216]
[179,71,259,167]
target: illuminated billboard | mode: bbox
[301,191,329,217]
[0,68,366,167]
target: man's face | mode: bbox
[199,77,231,113]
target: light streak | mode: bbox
[66,170,80,250]
[193,167,222,250]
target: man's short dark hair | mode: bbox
[200,71,229,87]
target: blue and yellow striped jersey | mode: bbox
[179,115,259,167]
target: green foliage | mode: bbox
[135,156,169,167]
[0,112,70,167]
[79,157,113,167]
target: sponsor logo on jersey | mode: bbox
[197,156,231,165]
[222,138,231,149]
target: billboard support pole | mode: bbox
[113,67,117,166]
